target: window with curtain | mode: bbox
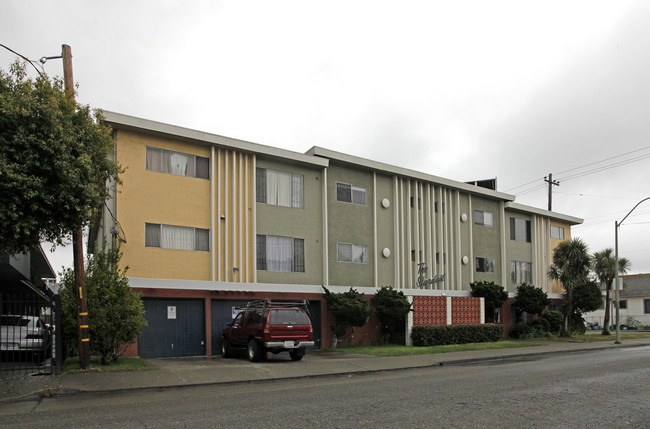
[337,242,368,264]
[474,210,493,227]
[550,225,565,239]
[336,183,366,205]
[476,257,495,272]
[256,234,305,272]
[510,260,532,284]
[146,146,209,179]
[510,217,531,242]
[256,168,304,208]
[145,223,210,251]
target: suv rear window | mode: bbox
[269,309,310,325]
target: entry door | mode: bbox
[139,298,205,358]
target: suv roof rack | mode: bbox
[236,299,310,314]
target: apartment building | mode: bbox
[90,112,581,358]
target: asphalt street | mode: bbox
[1,346,649,428]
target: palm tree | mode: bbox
[592,248,630,335]
[548,238,591,337]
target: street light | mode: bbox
[614,196,650,344]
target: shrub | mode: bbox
[411,324,503,347]
[531,317,550,333]
[541,310,563,334]
[372,286,412,344]
[470,281,508,323]
[513,283,550,317]
[509,323,536,339]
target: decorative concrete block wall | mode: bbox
[451,296,482,325]
[412,296,447,325]
[412,296,482,326]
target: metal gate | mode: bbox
[138,298,205,358]
[0,292,62,376]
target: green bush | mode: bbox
[509,323,536,339]
[541,310,563,334]
[531,317,550,333]
[410,324,503,347]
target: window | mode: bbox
[510,217,531,242]
[337,242,368,264]
[269,309,310,325]
[476,257,495,273]
[410,197,421,209]
[256,168,304,208]
[256,235,304,272]
[434,202,445,213]
[145,223,210,251]
[337,182,366,205]
[645,299,650,314]
[146,147,209,179]
[550,225,565,240]
[616,300,628,310]
[474,210,493,227]
[511,260,532,284]
[411,250,423,263]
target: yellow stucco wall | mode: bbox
[550,221,572,293]
[116,130,212,280]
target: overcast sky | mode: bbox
[3,0,650,278]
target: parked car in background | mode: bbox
[0,315,52,362]
[221,300,314,362]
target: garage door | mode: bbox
[139,298,205,358]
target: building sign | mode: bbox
[416,262,445,288]
[167,306,176,320]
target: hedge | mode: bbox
[410,324,504,347]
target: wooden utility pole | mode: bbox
[544,173,560,211]
[62,44,90,369]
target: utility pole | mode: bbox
[62,44,90,369]
[544,173,560,211]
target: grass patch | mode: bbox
[548,332,650,343]
[322,341,542,357]
[62,357,156,374]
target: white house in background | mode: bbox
[584,273,650,329]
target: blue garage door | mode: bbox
[211,299,249,356]
[139,298,205,358]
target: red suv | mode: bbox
[221,300,314,362]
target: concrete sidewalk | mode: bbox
[2,337,649,403]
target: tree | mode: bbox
[469,281,508,323]
[60,244,146,365]
[322,286,371,347]
[513,283,550,318]
[371,286,412,344]
[571,280,603,332]
[0,61,120,254]
[548,238,591,337]
[592,248,630,335]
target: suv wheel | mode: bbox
[247,339,262,362]
[289,347,305,361]
[221,337,231,358]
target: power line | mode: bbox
[555,145,650,176]
[0,43,45,77]
[506,145,650,197]
[556,153,650,182]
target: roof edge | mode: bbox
[102,111,329,168]
[505,202,583,225]
[306,146,516,201]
